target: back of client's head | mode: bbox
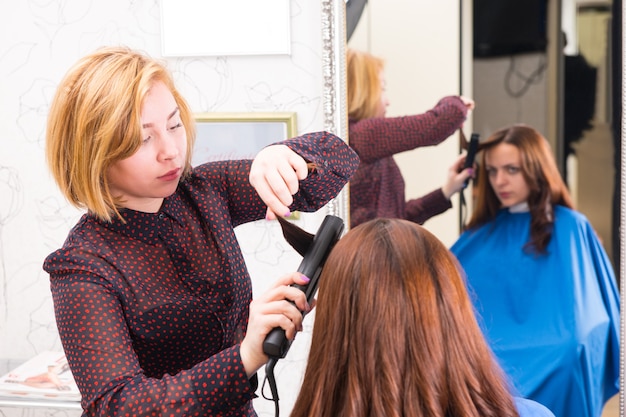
[290,218,519,417]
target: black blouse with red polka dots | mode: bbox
[43,132,358,416]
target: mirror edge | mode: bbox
[321,0,349,223]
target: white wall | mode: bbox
[0,1,332,415]
[472,0,559,167]
[348,0,468,246]
[472,53,549,138]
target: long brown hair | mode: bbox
[346,48,385,121]
[290,218,519,417]
[467,124,573,253]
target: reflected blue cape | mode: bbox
[450,206,619,417]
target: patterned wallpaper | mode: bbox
[0,1,337,415]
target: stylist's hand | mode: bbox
[441,153,475,199]
[459,96,475,111]
[250,145,309,220]
[240,272,312,376]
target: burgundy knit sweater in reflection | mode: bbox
[349,96,468,228]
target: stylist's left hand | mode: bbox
[250,145,309,220]
[441,153,475,199]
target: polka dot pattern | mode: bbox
[43,132,358,416]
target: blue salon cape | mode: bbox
[450,206,619,417]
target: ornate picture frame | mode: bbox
[192,112,297,166]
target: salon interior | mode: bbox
[0,0,622,416]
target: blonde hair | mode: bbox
[46,46,196,222]
[346,48,385,121]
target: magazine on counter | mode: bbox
[0,351,80,402]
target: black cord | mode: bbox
[460,187,469,226]
[459,172,477,227]
[262,357,280,417]
[504,54,547,98]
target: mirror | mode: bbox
[563,4,616,265]
[346,2,470,246]
[346,0,619,262]
[345,1,622,416]
[321,0,349,221]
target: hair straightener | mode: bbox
[462,133,480,188]
[262,214,345,417]
[263,214,344,358]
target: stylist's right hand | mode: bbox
[459,95,476,111]
[249,145,310,221]
[239,272,312,376]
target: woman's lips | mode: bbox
[159,168,181,181]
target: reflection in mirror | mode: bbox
[346,1,623,416]
[345,0,367,40]
[473,1,619,274]
[348,0,618,268]
[346,2,470,246]
[562,3,616,272]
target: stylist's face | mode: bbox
[107,80,187,213]
[375,70,390,118]
[484,143,530,208]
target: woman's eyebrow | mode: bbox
[167,107,180,120]
[142,107,179,129]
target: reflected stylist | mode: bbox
[346,48,475,228]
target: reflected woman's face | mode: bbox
[484,143,530,208]
[375,70,390,118]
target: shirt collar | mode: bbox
[508,201,530,213]
[97,193,187,244]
